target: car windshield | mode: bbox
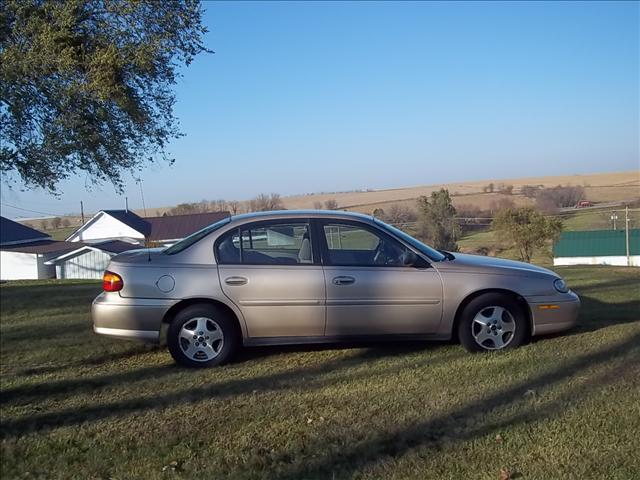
[374,219,446,262]
[164,217,232,255]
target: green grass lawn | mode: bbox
[1,268,639,479]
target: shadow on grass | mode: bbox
[273,332,640,480]
[8,344,161,377]
[0,344,461,437]
[1,320,92,345]
[0,364,177,405]
[234,340,439,364]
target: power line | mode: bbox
[0,202,60,217]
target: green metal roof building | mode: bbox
[553,229,640,266]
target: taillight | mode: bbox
[103,271,123,292]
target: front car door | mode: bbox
[216,219,325,339]
[319,219,443,336]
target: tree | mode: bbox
[324,199,338,210]
[168,202,205,215]
[380,204,417,225]
[416,189,460,251]
[521,185,540,199]
[1,0,210,193]
[536,185,585,212]
[50,217,62,229]
[211,199,227,212]
[61,218,70,227]
[492,207,562,263]
[313,201,323,210]
[497,183,514,195]
[489,198,515,215]
[39,219,48,231]
[227,200,240,215]
[248,193,284,212]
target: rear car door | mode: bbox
[319,219,443,336]
[216,219,326,339]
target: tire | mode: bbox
[457,293,528,353]
[167,304,239,367]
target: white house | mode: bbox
[553,229,640,267]
[65,209,229,246]
[0,217,79,280]
[41,209,230,279]
[1,210,230,280]
[66,210,148,244]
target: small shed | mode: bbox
[45,241,138,279]
[553,229,640,267]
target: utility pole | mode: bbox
[625,206,630,266]
[80,201,85,225]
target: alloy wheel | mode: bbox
[471,306,516,350]
[179,317,224,362]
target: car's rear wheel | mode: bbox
[457,293,528,352]
[167,304,238,367]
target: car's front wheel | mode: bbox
[458,293,528,352]
[167,304,239,367]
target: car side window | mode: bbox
[322,223,409,267]
[217,222,313,265]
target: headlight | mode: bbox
[554,278,569,293]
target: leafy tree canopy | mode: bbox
[416,188,460,251]
[1,0,210,193]
[492,207,563,263]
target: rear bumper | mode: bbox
[529,291,581,336]
[92,292,173,343]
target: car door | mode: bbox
[216,219,326,338]
[319,219,443,336]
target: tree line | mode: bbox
[373,189,563,263]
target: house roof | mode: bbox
[145,212,230,241]
[44,240,139,264]
[0,240,82,255]
[0,216,50,246]
[554,229,640,258]
[101,210,151,237]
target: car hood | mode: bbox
[435,253,557,277]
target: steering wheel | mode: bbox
[372,240,387,265]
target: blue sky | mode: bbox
[1,1,638,218]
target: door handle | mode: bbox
[225,276,248,286]
[332,276,355,286]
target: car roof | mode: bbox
[228,209,375,224]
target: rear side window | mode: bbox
[164,217,231,255]
[217,222,313,265]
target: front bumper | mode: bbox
[92,292,173,343]
[528,291,581,336]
